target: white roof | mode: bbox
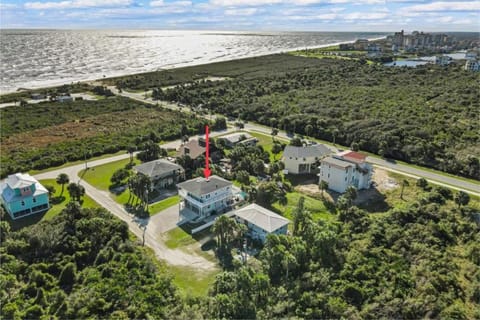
[6,173,38,189]
[235,203,290,233]
[1,173,48,202]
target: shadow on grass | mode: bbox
[284,173,318,186]
[50,195,65,205]
[6,210,48,231]
[355,188,391,213]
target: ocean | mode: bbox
[0,29,388,94]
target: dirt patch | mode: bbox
[295,184,335,202]
[373,167,398,191]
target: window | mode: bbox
[328,174,330,178]
[21,201,25,206]
[33,198,36,203]
[345,177,347,181]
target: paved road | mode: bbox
[113,87,479,196]
[33,136,230,270]
[242,123,480,196]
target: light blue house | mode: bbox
[234,203,290,243]
[0,173,49,220]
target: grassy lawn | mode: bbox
[79,158,179,215]
[272,191,334,221]
[164,227,197,249]
[163,227,220,296]
[169,265,219,297]
[249,131,288,162]
[79,158,139,191]
[149,195,180,215]
[8,179,100,230]
[29,150,127,175]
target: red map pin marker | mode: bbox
[203,125,211,180]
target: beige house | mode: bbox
[282,144,332,174]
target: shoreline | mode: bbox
[0,35,387,96]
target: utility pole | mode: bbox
[84,149,88,170]
[243,238,247,265]
[142,225,147,246]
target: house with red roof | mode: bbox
[318,150,373,193]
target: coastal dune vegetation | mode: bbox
[1,186,478,318]
[108,54,479,179]
[0,96,224,178]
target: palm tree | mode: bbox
[400,179,409,199]
[212,215,238,250]
[319,180,329,198]
[56,173,69,196]
[67,183,85,202]
[345,186,357,206]
[332,128,339,145]
[127,146,136,164]
[271,128,278,141]
[305,124,313,137]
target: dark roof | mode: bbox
[177,139,206,159]
[134,159,184,178]
[283,144,332,158]
[177,175,232,196]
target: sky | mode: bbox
[0,0,479,31]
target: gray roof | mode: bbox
[134,159,184,178]
[283,144,332,158]
[321,156,354,168]
[177,139,205,159]
[235,203,290,233]
[220,132,252,144]
[177,175,232,196]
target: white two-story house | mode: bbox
[319,151,373,193]
[177,175,233,221]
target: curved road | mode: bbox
[113,87,479,196]
[34,136,229,269]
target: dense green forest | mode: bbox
[0,204,181,319]
[205,192,480,319]
[0,96,224,178]
[109,54,479,179]
[2,189,478,318]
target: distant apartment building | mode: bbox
[435,55,451,66]
[465,60,480,72]
[389,30,455,51]
[465,50,478,61]
[319,151,373,193]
